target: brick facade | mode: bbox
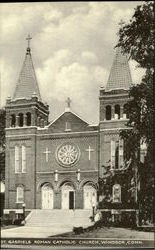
[4,45,137,222]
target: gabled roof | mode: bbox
[105,48,132,91]
[48,109,97,133]
[13,47,42,101]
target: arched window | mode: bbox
[106,105,111,120]
[19,113,24,127]
[113,184,121,203]
[15,146,20,173]
[123,104,129,119]
[16,185,24,203]
[21,145,26,173]
[11,114,16,127]
[115,105,120,119]
[26,112,31,126]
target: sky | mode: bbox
[0,1,145,124]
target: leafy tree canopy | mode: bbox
[116,1,154,223]
[116,1,154,161]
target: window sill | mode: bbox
[15,172,27,174]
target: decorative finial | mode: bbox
[66,97,71,108]
[26,34,32,54]
[65,97,71,112]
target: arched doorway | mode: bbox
[61,183,75,209]
[83,183,97,209]
[41,183,53,209]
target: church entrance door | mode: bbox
[41,183,53,209]
[83,184,97,209]
[61,183,75,209]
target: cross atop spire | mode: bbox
[65,97,71,112]
[26,34,32,54]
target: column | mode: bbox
[120,105,124,119]
[111,106,115,120]
[37,116,40,127]
[23,114,27,126]
[16,115,19,127]
[54,191,61,209]
[31,113,35,126]
[75,190,83,209]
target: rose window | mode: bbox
[56,143,80,167]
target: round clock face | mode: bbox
[56,143,80,167]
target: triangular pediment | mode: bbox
[48,110,97,133]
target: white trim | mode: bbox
[4,209,32,214]
[100,127,132,131]
[5,126,38,131]
[105,87,130,92]
[100,118,129,123]
[88,124,99,127]
[37,170,98,174]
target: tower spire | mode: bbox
[105,48,132,91]
[13,36,42,101]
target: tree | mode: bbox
[116,1,154,224]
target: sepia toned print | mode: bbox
[0,1,154,249]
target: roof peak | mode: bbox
[13,36,42,101]
[105,47,132,92]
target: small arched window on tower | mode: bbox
[11,114,16,127]
[114,105,120,119]
[106,105,111,120]
[19,113,24,127]
[123,104,129,119]
[26,112,31,126]
[16,185,24,203]
[112,184,121,203]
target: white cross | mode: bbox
[85,146,94,160]
[43,147,51,162]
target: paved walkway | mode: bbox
[1,225,72,238]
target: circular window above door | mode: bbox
[56,142,80,167]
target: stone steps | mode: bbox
[25,209,93,228]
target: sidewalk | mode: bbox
[1,225,72,238]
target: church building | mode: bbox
[4,38,135,223]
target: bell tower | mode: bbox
[5,35,49,129]
[99,48,132,176]
[4,36,49,212]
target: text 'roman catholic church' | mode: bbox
[4,36,134,222]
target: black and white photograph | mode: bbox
[0,1,154,249]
